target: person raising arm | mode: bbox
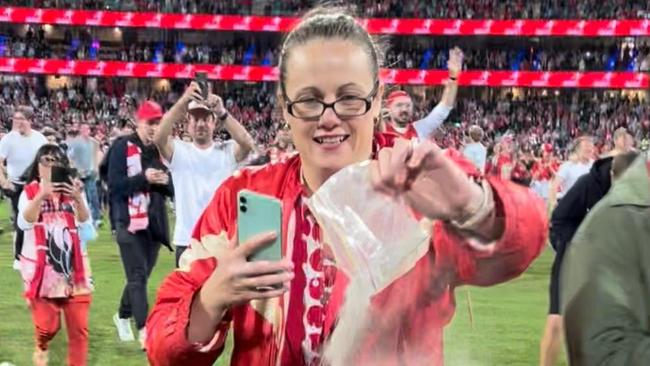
[154,82,258,164]
[154,82,260,268]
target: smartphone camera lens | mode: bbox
[239,196,247,204]
[239,205,247,213]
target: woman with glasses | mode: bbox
[147,6,547,366]
[17,144,93,366]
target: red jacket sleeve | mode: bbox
[146,177,240,366]
[433,149,548,287]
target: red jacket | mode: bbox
[147,135,547,366]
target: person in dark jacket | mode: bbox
[106,100,173,350]
[539,151,638,366]
[99,135,124,233]
[561,153,650,366]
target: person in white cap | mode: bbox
[154,82,257,268]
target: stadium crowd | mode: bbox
[0,78,283,150]
[0,77,648,182]
[2,0,649,19]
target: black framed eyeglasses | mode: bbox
[283,81,380,121]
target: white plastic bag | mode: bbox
[307,160,430,292]
[307,161,431,365]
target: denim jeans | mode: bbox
[82,172,101,222]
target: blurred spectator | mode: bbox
[41,126,58,144]
[550,136,595,204]
[0,105,47,264]
[530,143,560,202]
[67,122,103,227]
[602,127,635,157]
[462,125,487,173]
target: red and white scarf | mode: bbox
[23,181,85,299]
[127,141,149,233]
[281,196,337,366]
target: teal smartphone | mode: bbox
[237,190,283,262]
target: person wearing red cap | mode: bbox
[383,47,463,140]
[106,99,174,350]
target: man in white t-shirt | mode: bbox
[0,106,47,260]
[154,82,258,267]
[552,136,595,203]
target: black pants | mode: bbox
[116,227,161,330]
[175,245,188,268]
[7,183,25,260]
[548,234,568,315]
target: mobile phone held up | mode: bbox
[51,166,72,185]
[237,190,283,263]
[195,72,209,100]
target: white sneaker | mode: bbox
[113,313,135,342]
[138,327,147,350]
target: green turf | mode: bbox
[0,201,565,365]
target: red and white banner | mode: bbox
[0,7,649,36]
[0,58,647,88]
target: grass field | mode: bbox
[0,201,566,366]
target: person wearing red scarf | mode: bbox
[17,144,92,366]
[147,7,547,366]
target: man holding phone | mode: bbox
[154,78,257,267]
[107,100,174,349]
